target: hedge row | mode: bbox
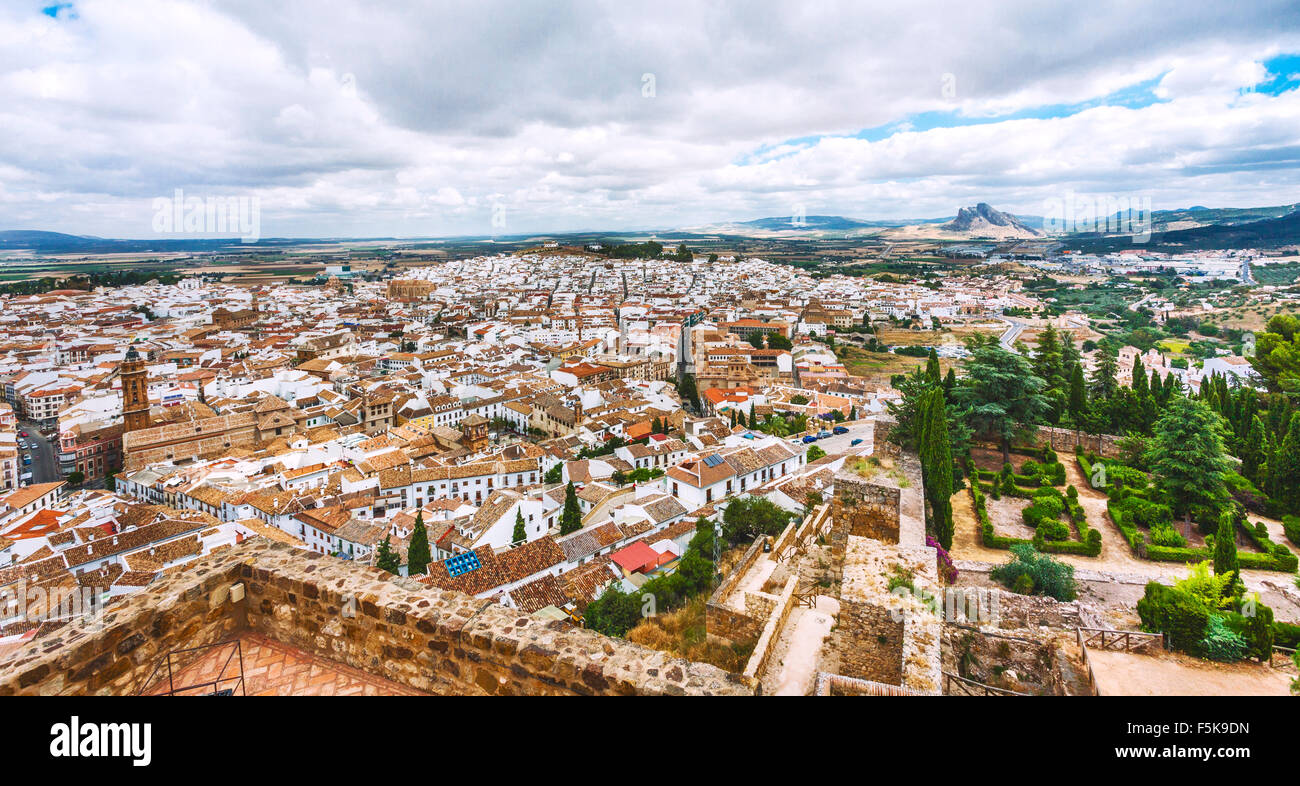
[1284,515,1300,548]
[1108,496,1298,572]
[968,459,1100,556]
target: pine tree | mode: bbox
[375,535,401,574]
[1059,331,1080,375]
[560,481,583,535]
[1090,346,1120,401]
[1146,397,1232,523]
[942,367,957,396]
[951,341,1049,464]
[512,509,527,544]
[407,511,431,576]
[1034,323,1064,391]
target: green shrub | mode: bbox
[1011,574,1035,595]
[1274,621,1300,648]
[1107,464,1149,490]
[1283,515,1300,547]
[1202,614,1249,662]
[1149,523,1187,548]
[1137,582,1209,656]
[990,544,1076,601]
[1036,519,1069,542]
[1235,598,1274,662]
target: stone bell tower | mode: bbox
[121,346,151,433]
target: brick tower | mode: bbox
[121,346,151,433]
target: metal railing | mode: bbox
[136,639,246,696]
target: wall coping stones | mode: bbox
[0,539,754,696]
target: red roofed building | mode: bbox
[609,540,660,576]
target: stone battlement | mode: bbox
[0,540,752,696]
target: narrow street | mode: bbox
[17,422,60,485]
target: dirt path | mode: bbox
[759,596,839,696]
[1086,648,1294,696]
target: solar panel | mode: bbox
[703,454,724,468]
[445,552,482,577]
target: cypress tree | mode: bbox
[925,348,941,385]
[1241,415,1267,488]
[1213,510,1240,598]
[375,535,401,574]
[1270,413,1300,513]
[924,388,955,550]
[943,367,957,396]
[1067,362,1087,427]
[1132,355,1149,397]
[512,509,527,544]
[560,481,583,535]
[407,511,431,576]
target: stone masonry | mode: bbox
[0,539,753,696]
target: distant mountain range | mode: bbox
[6,201,1300,253]
[1068,207,1300,252]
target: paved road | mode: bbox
[997,317,1026,352]
[18,422,60,485]
[786,420,874,455]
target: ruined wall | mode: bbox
[830,600,904,684]
[0,540,753,696]
[942,625,1069,696]
[705,538,765,645]
[832,474,901,545]
[1030,426,1122,459]
[742,575,800,684]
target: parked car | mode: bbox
[22,455,31,465]
[801,435,819,444]
[850,438,864,446]
[19,431,27,438]
[817,430,832,439]
[833,425,849,435]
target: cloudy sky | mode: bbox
[2,0,1300,238]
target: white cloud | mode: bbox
[0,0,1298,237]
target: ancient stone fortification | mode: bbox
[1030,426,1122,459]
[834,537,942,693]
[823,452,942,694]
[705,538,767,645]
[0,540,752,696]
